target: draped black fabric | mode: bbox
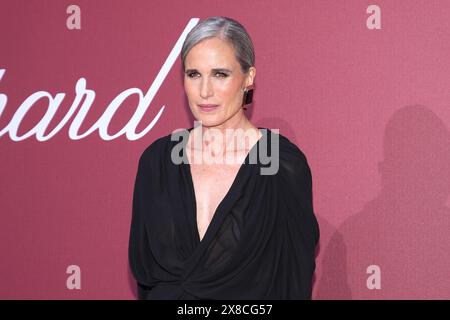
[128,128,319,299]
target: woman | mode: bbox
[129,16,319,299]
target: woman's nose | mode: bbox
[199,78,213,99]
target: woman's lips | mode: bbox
[198,104,220,112]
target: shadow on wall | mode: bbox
[317,105,450,299]
[313,216,351,299]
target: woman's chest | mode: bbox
[189,163,242,239]
[189,163,241,212]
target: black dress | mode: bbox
[128,127,319,299]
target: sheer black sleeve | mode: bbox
[128,149,157,298]
[278,138,320,298]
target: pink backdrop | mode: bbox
[1,0,449,299]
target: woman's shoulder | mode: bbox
[277,132,308,163]
[141,133,171,156]
[137,128,192,167]
[263,128,310,176]
[137,131,181,167]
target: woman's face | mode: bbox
[184,37,255,128]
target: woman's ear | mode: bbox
[246,66,256,87]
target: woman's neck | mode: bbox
[188,114,262,160]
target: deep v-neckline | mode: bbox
[182,127,264,244]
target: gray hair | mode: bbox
[181,16,255,73]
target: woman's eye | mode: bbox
[187,72,200,78]
[215,72,228,78]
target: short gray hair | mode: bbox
[181,16,255,73]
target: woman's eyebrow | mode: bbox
[184,68,232,74]
[211,68,232,73]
